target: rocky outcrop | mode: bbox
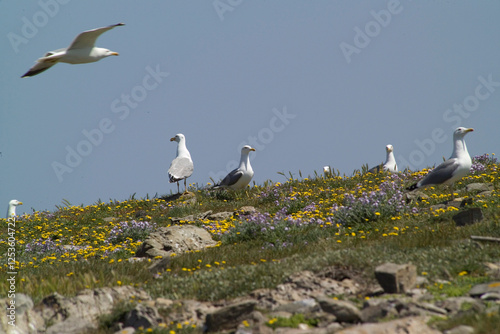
[7,262,500,333]
[135,225,217,258]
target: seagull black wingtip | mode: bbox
[406,184,418,191]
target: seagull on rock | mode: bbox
[22,23,124,77]
[368,144,398,174]
[214,145,256,190]
[407,127,474,197]
[168,134,194,193]
[6,200,23,219]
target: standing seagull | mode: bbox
[368,144,398,174]
[214,145,256,190]
[6,200,23,219]
[21,23,124,77]
[407,127,474,197]
[168,134,194,193]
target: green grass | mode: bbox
[1,155,499,331]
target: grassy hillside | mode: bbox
[1,154,499,331]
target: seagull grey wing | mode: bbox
[368,164,383,174]
[68,23,124,50]
[21,48,67,77]
[418,159,458,187]
[43,48,67,57]
[168,157,193,182]
[219,169,243,187]
[21,61,56,77]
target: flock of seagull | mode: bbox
[12,23,477,219]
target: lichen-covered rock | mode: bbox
[135,225,217,258]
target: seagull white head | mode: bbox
[103,49,119,57]
[7,199,23,219]
[385,144,394,153]
[170,133,185,143]
[241,145,256,154]
[453,127,474,139]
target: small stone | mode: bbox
[415,302,447,315]
[317,297,361,323]
[135,225,217,258]
[480,292,500,301]
[469,281,500,297]
[122,304,160,329]
[466,183,493,193]
[443,325,475,334]
[431,204,446,211]
[453,208,484,227]
[375,263,417,294]
[208,211,233,220]
[205,300,257,332]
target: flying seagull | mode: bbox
[214,145,256,190]
[368,144,398,174]
[21,23,124,77]
[6,199,23,219]
[168,134,194,193]
[407,127,474,197]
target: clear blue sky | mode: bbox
[1,1,499,215]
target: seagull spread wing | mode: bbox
[68,23,124,50]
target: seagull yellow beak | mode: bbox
[250,148,256,151]
[170,137,176,141]
[465,128,474,133]
[110,52,119,56]
[19,202,23,205]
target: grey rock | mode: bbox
[446,199,465,209]
[480,292,500,300]
[444,325,475,334]
[148,258,170,273]
[437,297,484,314]
[135,225,217,258]
[317,297,361,323]
[361,303,390,323]
[205,300,257,332]
[103,217,118,222]
[170,210,211,224]
[37,286,150,334]
[237,206,258,215]
[453,208,484,227]
[404,191,429,203]
[275,298,320,314]
[0,293,44,334]
[415,302,448,315]
[466,183,493,193]
[469,281,500,297]
[336,316,440,334]
[375,263,417,293]
[430,204,446,211]
[122,304,161,329]
[45,317,95,334]
[207,211,233,221]
[478,190,494,197]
